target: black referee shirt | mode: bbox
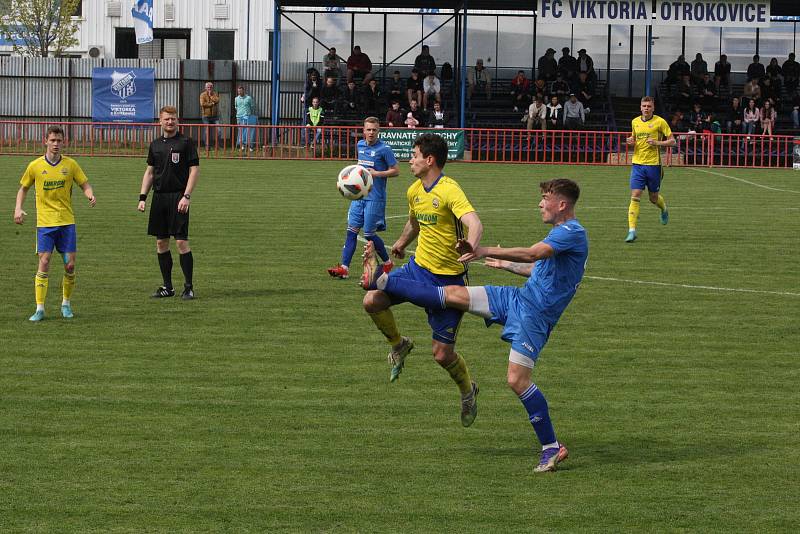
[147,132,200,194]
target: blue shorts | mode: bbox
[36,224,77,254]
[630,164,663,193]
[484,285,553,362]
[388,256,465,344]
[347,199,386,234]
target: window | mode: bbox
[208,31,235,60]
[115,28,191,59]
[71,0,82,17]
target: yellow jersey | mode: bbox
[20,155,88,227]
[407,175,475,275]
[631,115,672,166]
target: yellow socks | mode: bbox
[62,272,76,302]
[444,353,473,396]
[628,197,641,231]
[35,271,48,307]
[655,194,667,212]
[369,309,402,346]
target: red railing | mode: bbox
[0,120,794,168]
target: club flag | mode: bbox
[131,0,154,45]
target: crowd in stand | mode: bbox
[663,52,800,136]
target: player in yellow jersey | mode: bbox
[13,125,96,321]
[360,133,484,427]
[625,96,676,243]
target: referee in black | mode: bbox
[138,105,200,299]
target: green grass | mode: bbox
[1,157,798,532]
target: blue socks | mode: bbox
[341,229,359,267]
[519,384,557,447]
[365,233,389,262]
[384,276,445,310]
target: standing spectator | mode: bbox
[563,93,585,129]
[199,81,219,147]
[303,69,322,106]
[406,68,423,108]
[725,96,744,133]
[743,98,761,134]
[761,76,779,108]
[690,53,708,86]
[428,100,447,129]
[557,47,578,84]
[699,73,717,108]
[304,96,324,147]
[545,95,563,129]
[467,58,492,100]
[234,85,256,151]
[362,78,384,117]
[714,54,731,86]
[414,45,437,77]
[742,77,762,105]
[577,71,595,109]
[385,100,404,128]
[760,100,776,136]
[537,48,558,82]
[782,53,799,93]
[510,70,531,112]
[577,49,596,83]
[676,74,693,109]
[747,55,765,81]
[551,73,570,103]
[346,45,373,85]
[320,76,341,114]
[343,81,361,113]
[766,57,783,80]
[387,70,404,102]
[666,55,690,86]
[422,72,441,110]
[323,47,342,80]
[526,95,547,130]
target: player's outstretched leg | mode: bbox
[534,443,569,473]
[655,194,669,225]
[460,381,479,427]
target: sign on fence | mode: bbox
[91,67,155,123]
[793,138,800,170]
[381,129,465,160]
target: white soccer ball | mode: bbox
[337,164,373,200]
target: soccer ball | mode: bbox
[337,165,373,200]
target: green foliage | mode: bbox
[1,158,798,532]
[0,0,81,57]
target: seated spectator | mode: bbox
[385,100,404,128]
[342,80,361,112]
[725,97,744,133]
[714,54,731,86]
[510,70,531,112]
[701,111,718,133]
[346,45,373,85]
[550,73,570,103]
[563,93,585,130]
[545,95,563,130]
[791,91,800,129]
[537,48,558,82]
[760,76,779,108]
[302,69,322,105]
[747,55,765,82]
[467,58,492,100]
[525,95,547,130]
[676,74,693,109]
[406,68,423,108]
[320,77,340,113]
[687,102,706,132]
[766,57,782,80]
[407,99,426,127]
[422,72,441,110]
[742,78,761,105]
[760,100,776,136]
[404,111,419,128]
[576,71,595,109]
[690,53,708,86]
[698,73,716,108]
[558,47,578,84]
[428,100,448,128]
[304,96,324,146]
[577,49,596,83]
[782,53,799,93]
[361,78,384,116]
[414,45,436,77]
[743,98,761,134]
[531,78,548,102]
[666,55,690,86]
[387,70,404,102]
[669,110,687,133]
[323,47,341,80]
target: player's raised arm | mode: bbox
[13,185,30,224]
[138,165,154,212]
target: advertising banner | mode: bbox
[381,129,465,161]
[91,67,155,123]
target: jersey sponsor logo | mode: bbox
[43,179,66,191]
[171,152,180,163]
[416,212,438,226]
[357,159,375,168]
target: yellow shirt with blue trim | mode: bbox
[631,115,672,166]
[408,175,475,276]
[20,155,88,227]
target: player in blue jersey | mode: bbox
[328,117,400,279]
[362,178,587,473]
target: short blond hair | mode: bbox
[364,116,380,126]
[159,105,178,116]
[641,96,655,104]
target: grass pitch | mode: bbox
[1,156,798,532]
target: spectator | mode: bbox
[323,47,341,80]
[537,48,558,82]
[577,71,595,109]
[428,100,448,128]
[422,72,441,110]
[304,96,324,146]
[699,73,716,108]
[346,45,373,85]
[714,54,731,86]
[687,102,705,132]
[676,74,693,109]
[557,47,578,84]
[404,111,419,128]
[414,45,437,77]
[576,49,596,83]
[742,78,761,105]
[525,95,547,130]
[760,76,779,108]
[407,99,426,126]
[725,96,744,133]
[362,78,384,116]
[666,55,690,86]
[303,69,322,105]
[760,100,776,136]
[669,110,687,133]
[551,73,570,103]
[343,80,361,112]
[387,70,404,102]
[766,57,782,80]
[782,53,799,93]
[320,77,341,114]
[545,94,563,129]
[563,93,585,129]
[199,81,220,147]
[531,78,548,102]
[743,98,761,134]
[510,70,531,112]
[467,58,492,100]
[385,100,404,128]
[747,55,765,81]
[234,85,256,151]
[791,91,800,129]
[406,68,423,108]
[690,53,708,86]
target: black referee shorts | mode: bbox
[148,191,190,240]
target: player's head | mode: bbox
[45,125,65,155]
[539,179,580,224]
[363,117,380,143]
[410,133,448,177]
[640,96,655,119]
[159,105,178,135]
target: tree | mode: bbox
[0,0,81,57]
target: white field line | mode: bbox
[694,168,800,194]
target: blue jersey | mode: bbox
[519,219,588,325]
[357,139,398,202]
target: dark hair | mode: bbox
[414,133,448,169]
[540,179,580,204]
[46,125,64,138]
